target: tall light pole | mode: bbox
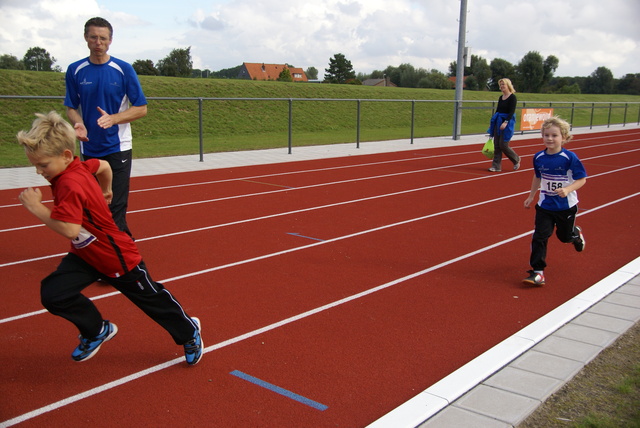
[452,0,468,140]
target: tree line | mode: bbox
[2,46,639,95]
[0,47,62,72]
[351,51,640,95]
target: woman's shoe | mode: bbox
[488,167,501,172]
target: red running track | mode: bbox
[1,129,639,427]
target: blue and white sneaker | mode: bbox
[184,317,203,365]
[72,320,118,362]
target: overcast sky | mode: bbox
[1,0,638,79]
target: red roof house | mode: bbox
[238,63,308,82]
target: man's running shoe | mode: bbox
[573,226,585,252]
[523,270,545,286]
[184,317,203,365]
[71,320,118,362]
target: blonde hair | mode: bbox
[541,116,573,143]
[498,78,516,93]
[16,111,76,157]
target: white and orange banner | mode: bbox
[520,108,554,131]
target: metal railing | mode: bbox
[2,95,639,162]
[457,100,640,136]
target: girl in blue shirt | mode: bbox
[523,116,587,286]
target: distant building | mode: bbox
[238,63,308,82]
[362,77,396,87]
[448,76,468,89]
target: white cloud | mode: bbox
[467,0,639,77]
[0,0,638,78]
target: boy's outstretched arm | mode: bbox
[18,187,81,239]
[524,176,541,209]
[95,160,113,204]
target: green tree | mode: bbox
[23,47,57,71]
[558,83,581,94]
[132,59,159,76]
[383,65,402,86]
[516,51,545,92]
[211,65,242,79]
[157,47,193,78]
[398,63,418,87]
[464,75,479,91]
[417,69,453,89]
[616,73,640,95]
[515,51,559,93]
[305,66,318,80]
[190,69,211,78]
[470,55,491,90]
[451,55,491,90]
[543,55,559,87]
[448,60,470,77]
[488,58,515,91]
[584,66,615,94]
[324,53,355,84]
[369,70,384,79]
[397,63,429,88]
[546,76,572,93]
[0,54,24,70]
[278,67,293,82]
[356,71,370,81]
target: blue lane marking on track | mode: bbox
[230,370,329,411]
[287,232,325,242]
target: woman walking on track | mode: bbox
[487,78,521,172]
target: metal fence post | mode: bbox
[198,98,204,162]
[356,99,361,149]
[570,103,575,130]
[410,100,415,144]
[452,100,460,140]
[288,99,293,154]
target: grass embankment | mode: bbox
[1,69,638,167]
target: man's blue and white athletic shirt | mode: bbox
[64,56,147,158]
[533,148,587,211]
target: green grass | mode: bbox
[1,69,639,167]
[519,322,640,428]
[573,363,640,427]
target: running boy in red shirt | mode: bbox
[17,111,203,365]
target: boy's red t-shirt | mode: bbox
[49,157,142,277]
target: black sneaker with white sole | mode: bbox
[573,226,585,252]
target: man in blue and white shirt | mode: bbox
[523,117,587,286]
[65,17,147,237]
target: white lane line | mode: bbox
[3,191,638,427]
